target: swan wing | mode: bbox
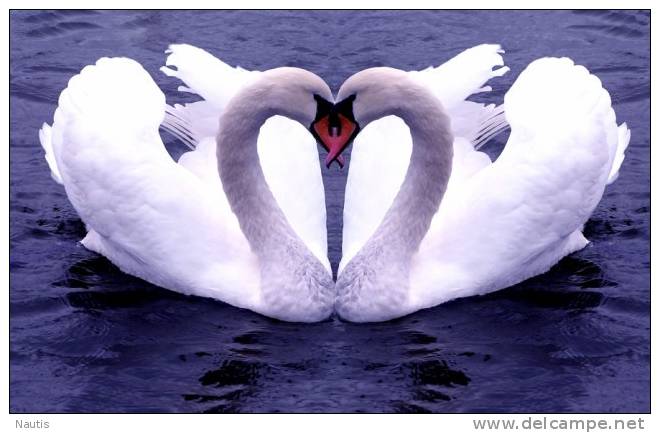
[340,44,508,273]
[409,43,509,142]
[161,44,330,272]
[411,57,630,307]
[39,57,263,311]
[160,43,261,146]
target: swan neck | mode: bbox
[213,75,335,320]
[373,87,453,256]
[335,77,453,320]
[215,91,295,254]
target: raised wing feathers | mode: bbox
[411,57,630,307]
[40,57,261,309]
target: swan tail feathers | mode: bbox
[411,43,509,109]
[161,43,258,110]
[467,44,510,93]
[160,44,257,149]
[416,44,509,148]
[161,44,232,104]
[38,122,63,184]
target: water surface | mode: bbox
[10,10,650,413]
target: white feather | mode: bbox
[411,57,630,308]
[160,44,330,272]
[41,57,263,312]
[340,44,509,273]
[39,123,63,184]
[340,49,629,320]
[39,48,333,321]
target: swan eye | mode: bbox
[335,94,357,122]
[312,94,333,121]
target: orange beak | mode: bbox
[313,113,357,168]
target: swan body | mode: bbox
[336,45,630,322]
[39,43,630,323]
[39,47,336,322]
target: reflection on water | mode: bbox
[181,317,475,413]
[10,10,649,413]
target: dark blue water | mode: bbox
[10,10,650,413]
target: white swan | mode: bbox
[331,44,630,322]
[39,48,346,322]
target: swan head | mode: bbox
[259,67,332,123]
[257,67,357,168]
[326,67,411,166]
